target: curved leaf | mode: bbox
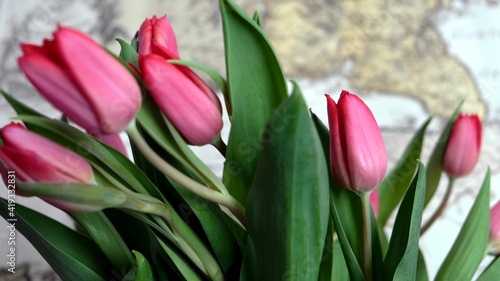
[435,169,490,280]
[477,257,500,281]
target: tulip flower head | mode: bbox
[139,54,223,145]
[326,91,387,193]
[490,200,500,255]
[18,26,141,135]
[0,123,98,212]
[442,113,482,178]
[138,15,179,59]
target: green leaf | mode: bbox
[1,89,43,117]
[318,219,334,280]
[0,199,112,280]
[73,212,134,271]
[424,101,463,207]
[435,169,490,280]
[378,117,432,227]
[220,0,288,204]
[477,257,500,281]
[252,11,261,26]
[246,83,329,280]
[117,38,139,67]
[19,182,127,210]
[384,161,426,280]
[123,251,155,281]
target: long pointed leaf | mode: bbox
[246,83,329,280]
[435,169,490,280]
[378,117,431,227]
[0,199,111,280]
[220,0,288,204]
[384,161,426,280]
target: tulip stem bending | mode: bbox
[421,176,455,235]
[361,192,373,281]
[127,122,247,227]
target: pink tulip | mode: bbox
[139,54,223,145]
[370,188,380,217]
[490,200,500,253]
[138,15,179,59]
[18,26,141,135]
[326,91,387,193]
[0,123,98,212]
[442,113,482,178]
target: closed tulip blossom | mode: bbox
[442,113,482,178]
[326,91,387,193]
[18,26,141,135]
[0,123,97,212]
[139,54,223,145]
[490,200,500,254]
[138,15,179,59]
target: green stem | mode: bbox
[126,121,247,227]
[361,192,373,281]
[421,176,455,235]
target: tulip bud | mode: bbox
[138,15,179,59]
[370,189,380,217]
[442,113,482,178]
[326,91,387,193]
[18,26,141,135]
[490,200,500,254]
[0,123,100,212]
[139,54,223,145]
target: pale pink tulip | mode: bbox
[326,91,387,193]
[18,26,141,134]
[139,54,222,145]
[442,113,482,178]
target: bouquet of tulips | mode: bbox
[1,1,499,280]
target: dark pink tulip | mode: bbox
[370,189,380,217]
[490,200,500,254]
[442,113,482,178]
[139,54,223,145]
[0,123,97,212]
[18,26,141,134]
[326,91,387,193]
[138,15,179,59]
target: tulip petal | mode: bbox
[138,15,179,58]
[326,94,351,189]
[491,200,500,242]
[18,47,100,130]
[140,55,223,145]
[0,124,94,183]
[54,27,141,134]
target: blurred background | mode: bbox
[1,0,499,279]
